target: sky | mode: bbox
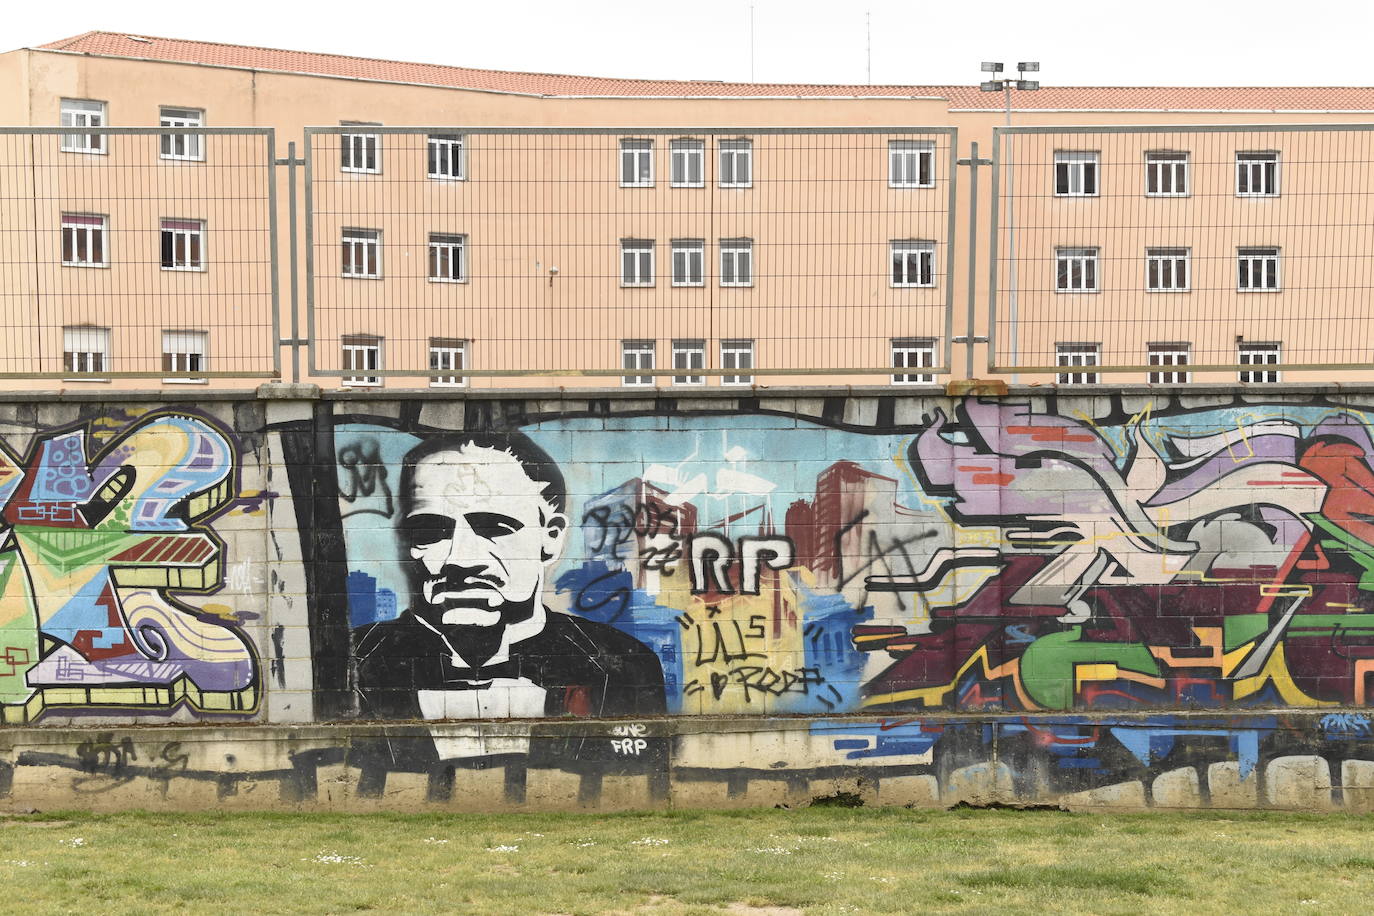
[6,0,1373,88]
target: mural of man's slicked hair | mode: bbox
[399,431,567,515]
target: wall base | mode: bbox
[3,712,1370,813]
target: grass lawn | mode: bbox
[3,806,1373,914]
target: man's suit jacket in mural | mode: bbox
[350,609,667,722]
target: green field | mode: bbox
[4,806,1372,914]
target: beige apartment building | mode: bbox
[4,31,1374,389]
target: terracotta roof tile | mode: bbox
[30,32,1374,109]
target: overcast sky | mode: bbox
[8,0,1373,88]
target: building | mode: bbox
[4,32,1374,388]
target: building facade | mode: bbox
[4,32,1374,388]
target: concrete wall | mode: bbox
[5,384,1374,811]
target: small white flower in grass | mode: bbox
[869,876,895,884]
[574,840,596,848]
[630,837,668,847]
[748,846,792,855]
[528,833,544,838]
[1300,900,1319,906]
[59,838,85,848]
[306,852,370,867]
[487,845,519,853]
[423,837,450,845]
[4,860,39,867]
[823,872,844,881]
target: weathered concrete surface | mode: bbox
[1,713,1368,813]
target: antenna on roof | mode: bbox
[750,4,756,82]
[866,11,871,85]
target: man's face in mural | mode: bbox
[400,446,568,631]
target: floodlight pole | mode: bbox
[980,62,1040,382]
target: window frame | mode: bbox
[1236,246,1281,292]
[718,139,753,189]
[619,139,654,188]
[429,337,467,388]
[62,326,111,381]
[60,98,106,155]
[428,233,467,283]
[159,107,204,162]
[1147,343,1191,384]
[670,238,705,287]
[891,338,936,384]
[621,339,655,387]
[341,335,383,387]
[341,228,382,279]
[1145,247,1190,293]
[1238,341,1281,383]
[719,238,754,288]
[1054,150,1099,197]
[620,239,655,287]
[1055,246,1099,293]
[670,139,705,188]
[889,139,936,189]
[1236,151,1279,197]
[721,339,755,386]
[1144,150,1189,197]
[160,218,206,272]
[1056,343,1101,385]
[61,213,108,268]
[161,329,208,384]
[427,134,466,181]
[340,122,381,174]
[890,239,936,288]
[671,339,705,386]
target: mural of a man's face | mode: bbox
[400,446,567,631]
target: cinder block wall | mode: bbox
[3,385,1374,812]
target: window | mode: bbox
[889,139,935,188]
[162,330,207,383]
[620,139,653,187]
[892,338,936,384]
[1056,247,1098,292]
[60,99,105,154]
[1237,151,1279,196]
[429,337,466,388]
[342,335,382,387]
[160,107,203,161]
[1056,343,1100,384]
[160,219,205,271]
[719,139,753,188]
[428,233,466,282]
[621,239,655,287]
[63,326,109,378]
[1239,342,1281,383]
[891,240,936,287]
[427,134,465,180]
[671,339,705,386]
[721,339,754,386]
[671,239,704,286]
[342,229,381,278]
[1145,151,1188,196]
[670,139,704,187]
[1237,247,1280,291]
[1146,247,1189,292]
[622,340,655,387]
[720,238,754,287]
[1054,150,1098,196]
[340,122,380,174]
[1148,343,1190,384]
[61,214,107,267]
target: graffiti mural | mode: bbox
[0,411,257,723]
[312,396,1374,743]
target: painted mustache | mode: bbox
[422,571,507,608]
